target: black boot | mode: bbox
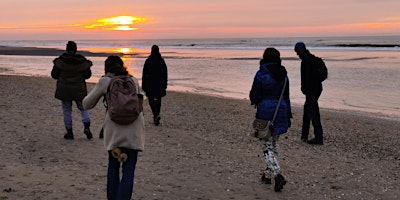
[83,122,93,140]
[261,172,271,184]
[301,132,308,142]
[307,138,323,145]
[64,128,74,140]
[153,115,161,126]
[274,174,287,192]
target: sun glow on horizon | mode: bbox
[116,48,134,54]
[84,15,146,31]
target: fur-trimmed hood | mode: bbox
[53,53,92,71]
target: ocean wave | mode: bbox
[332,44,400,48]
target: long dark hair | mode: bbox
[104,55,128,76]
[259,47,281,65]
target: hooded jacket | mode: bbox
[249,62,291,135]
[51,53,92,101]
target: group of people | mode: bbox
[51,42,167,199]
[51,40,325,198]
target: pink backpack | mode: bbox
[106,75,143,125]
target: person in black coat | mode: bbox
[294,42,324,145]
[142,45,168,126]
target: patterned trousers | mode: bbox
[262,135,281,178]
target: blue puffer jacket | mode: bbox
[249,63,291,135]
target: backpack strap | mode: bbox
[103,94,108,110]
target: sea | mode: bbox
[1,36,399,120]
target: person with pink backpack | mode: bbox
[83,55,145,200]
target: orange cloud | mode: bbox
[84,16,146,31]
[0,15,146,33]
[356,22,400,29]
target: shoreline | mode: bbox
[0,45,120,57]
[0,74,399,199]
[1,71,399,122]
[1,45,399,122]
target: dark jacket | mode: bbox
[249,62,291,135]
[142,52,168,97]
[299,50,323,95]
[51,53,92,101]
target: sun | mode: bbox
[84,15,146,31]
[116,48,133,54]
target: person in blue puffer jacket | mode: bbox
[249,47,292,192]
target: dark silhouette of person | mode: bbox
[51,41,93,140]
[294,42,324,145]
[142,45,168,126]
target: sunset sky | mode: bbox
[1,0,399,40]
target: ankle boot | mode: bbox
[261,172,271,184]
[83,122,93,140]
[274,174,287,192]
[153,115,161,126]
[64,128,74,140]
[307,138,323,145]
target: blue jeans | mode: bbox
[107,148,139,200]
[61,100,90,129]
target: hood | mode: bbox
[149,52,162,59]
[53,53,92,71]
[260,63,287,81]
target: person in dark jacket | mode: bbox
[250,47,291,192]
[51,41,93,140]
[142,45,168,126]
[294,42,324,145]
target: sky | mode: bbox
[0,0,399,40]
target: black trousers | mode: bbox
[148,96,162,118]
[302,90,323,141]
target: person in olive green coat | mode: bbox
[51,41,93,140]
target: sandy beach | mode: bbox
[0,74,399,200]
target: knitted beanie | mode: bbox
[66,41,77,52]
[294,42,306,53]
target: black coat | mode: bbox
[142,54,168,97]
[51,53,92,101]
[299,51,323,95]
